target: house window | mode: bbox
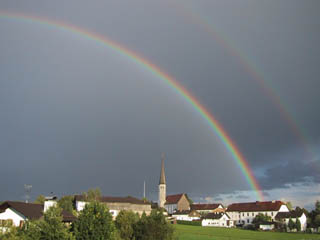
[242,213,244,217]
[247,219,250,223]
[271,212,273,216]
[252,213,254,217]
[247,213,249,217]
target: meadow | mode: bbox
[174,225,320,240]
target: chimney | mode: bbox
[44,196,57,212]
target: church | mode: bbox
[158,156,191,214]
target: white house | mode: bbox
[0,200,76,229]
[226,201,289,226]
[172,210,200,221]
[74,195,151,219]
[275,209,307,231]
[202,213,233,228]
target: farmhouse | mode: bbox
[202,213,233,227]
[165,193,191,214]
[0,199,76,228]
[172,210,200,221]
[275,209,307,231]
[226,201,289,226]
[74,195,151,218]
[191,203,224,214]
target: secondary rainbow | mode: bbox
[0,11,264,200]
[172,2,314,160]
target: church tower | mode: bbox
[158,154,166,208]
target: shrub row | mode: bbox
[177,220,201,226]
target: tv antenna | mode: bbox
[24,184,32,203]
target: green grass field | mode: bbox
[174,225,320,240]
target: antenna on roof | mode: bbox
[24,184,32,203]
[143,181,146,200]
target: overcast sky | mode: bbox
[0,0,319,209]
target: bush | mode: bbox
[134,210,174,240]
[73,201,115,240]
[176,220,201,226]
[288,218,296,231]
[115,210,139,240]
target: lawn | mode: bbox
[174,224,320,240]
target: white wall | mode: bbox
[0,208,25,227]
[278,205,289,212]
[260,224,274,230]
[202,215,232,228]
[44,200,57,212]
[172,214,200,221]
[300,213,307,231]
[75,201,87,212]
[228,204,289,225]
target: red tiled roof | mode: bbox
[226,201,285,212]
[74,195,149,205]
[165,194,185,205]
[191,204,222,211]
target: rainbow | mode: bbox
[0,11,264,200]
[171,2,314,160]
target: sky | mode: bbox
[0,0,319,210]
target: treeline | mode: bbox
[0,201,175,240]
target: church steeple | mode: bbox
[158,153,166,208]
[159,154,166,184]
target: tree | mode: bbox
[34,195,46,204]
[288,217,295,231]
[18,220,42,240]
[58,195,75,214]
[38,206,74,240]
[314,214,320,228]
[252,213,272,229]
[134,209,174,240]
[286,202,293,211]
[82,188,102,202]
[115,210,139,240]
[316,200,320,213]
[73,201,115,240]
[296,218,301,232]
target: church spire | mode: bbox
[159,153,166,184]
[158,153,166,208]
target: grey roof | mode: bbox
[74,195,150,205]
[275,210,304,219]
[159,156,166,185]
[0,201,76,222]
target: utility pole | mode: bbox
[24,184,32,203]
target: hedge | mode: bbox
[177,220,202,226]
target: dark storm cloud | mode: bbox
[0,0,319,203]
[235,195,250,200]
[259,151,320,190]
